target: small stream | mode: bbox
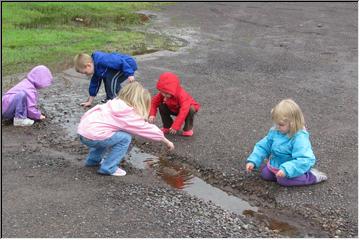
[127,147,300,237]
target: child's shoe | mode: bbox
[182,129,193,137]
[111,167,127,176]
[13,118,34,126]
[161,128,170,134]
[310,168,328,183]
[101,98,109,103]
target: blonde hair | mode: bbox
[118,82,151,119]
[73,53,92,72]
[271,99,305,136]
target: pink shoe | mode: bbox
[182,129,193,137]
[161,128,170,134]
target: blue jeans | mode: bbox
[79,131,132,175]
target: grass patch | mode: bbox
[2,2,179,76]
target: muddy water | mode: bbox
[128,147,257,213]
[127,147,300,237]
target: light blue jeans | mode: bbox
[79,131,132,175]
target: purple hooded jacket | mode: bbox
[2,65,53,120]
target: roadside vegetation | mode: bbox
[2,2,178,77]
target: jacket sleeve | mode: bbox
[120,111,165,141]
[149,93,163,117]
[121,60,136,78]
[171,96,191,131]
[279,133,316,178]
[25,90,41,120]
[246,129,273,169]
[89,74,102,97]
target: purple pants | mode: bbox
[261,164,317,187]
[2,91,28,119]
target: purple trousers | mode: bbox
[2,91,28,119]
[261,164,317,187]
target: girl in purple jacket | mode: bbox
[2,65,53,126]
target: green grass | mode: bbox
[2,2,178,76]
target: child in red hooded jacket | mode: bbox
[148,72,200,136]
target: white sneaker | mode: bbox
[310,168,328,183]
[111,168,126,176]
[13,118,34,126]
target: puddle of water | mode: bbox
[127,147,257,213]
[125,147,159,169]
[184,176,258,214]
[127,147,300,237]
[243,210,299,236]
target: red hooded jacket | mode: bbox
[149,72,200,131]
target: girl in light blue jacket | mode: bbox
[246,99,327,186]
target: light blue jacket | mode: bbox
[246,127,316,178]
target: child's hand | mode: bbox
[127,76,135,82]
[169,128,177,134]
[246,162,254,172]
[40,115,46,120]
[148,116,155,123]
[80,96,94,108]
[80,101,92,108]
[276,170,286,178]
[163,138,175,151]
[167,141,175,151]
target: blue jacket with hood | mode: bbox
[246,127,316,178]
[89,51,137,97]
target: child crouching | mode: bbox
[148,72,200,136]
[77,81,174,176]
[2,65,53,126]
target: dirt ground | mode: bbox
[2,2,358,237]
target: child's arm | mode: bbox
[148,93,163,123]
[26,90,42,120]
[246,130,273,170]
[27,106,42,120]
[117,109,166,141]
[81,76,101,107]
[125,116,174,150]
[279,132,316,178]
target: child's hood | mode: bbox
[156,72,181,96]
[27,65,53,89]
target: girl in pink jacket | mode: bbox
[77,81,175,176]
[2,65,53,126]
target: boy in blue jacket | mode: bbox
[74,51,137,107]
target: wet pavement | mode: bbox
[2,2,358,237]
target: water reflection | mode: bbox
[127,147,301,237]
[127,147,257,213]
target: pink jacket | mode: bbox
[77,98,165,141]
[2,65,53,120]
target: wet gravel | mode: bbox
[2,124,280,238]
